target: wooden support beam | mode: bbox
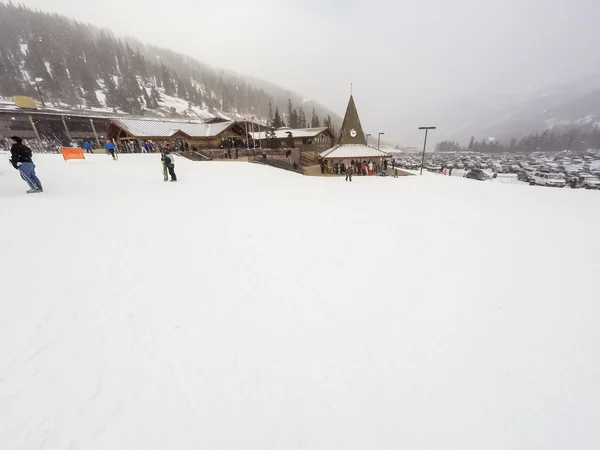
[28,115,41,142]
[90,119,100,147]
[61,115,72,142]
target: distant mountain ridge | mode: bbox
[441,74,600,144]
[0,3,340,127]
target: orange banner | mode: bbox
[60,147,85,161]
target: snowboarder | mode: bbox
[9,136,43,193]
[345,164,352,182]
[162,148,177,182]
[105,139,116,160]
[83,140,93,154]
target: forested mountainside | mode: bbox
[0,3,339,127]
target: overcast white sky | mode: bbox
[14,0,600,145]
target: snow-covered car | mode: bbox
[563,172,580,187]
[464,169,490,181]
[509,164,521,173]
[517,171,532,182]
[578,174,600,190]
[532,172,566,188]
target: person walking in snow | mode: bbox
[9,136,43,193]
[83,140,93,154]
[162,148,177,182]
[105,139,116,160]
[160,148,169,181]
[345,164,353,182]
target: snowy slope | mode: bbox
[1,155,599,450]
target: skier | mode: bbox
[104,139,116,160]
[162,148,177,182]
[9,136,43,193]
[144,140,153,153]
[83,140,93,154]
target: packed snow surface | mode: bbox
[1,154,599,450]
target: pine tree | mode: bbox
[287,99,295,128]
[310,107,320,128]
[267,102,274,127]
[162,63,175,96]
[298,107,307,128]
[290,108,299,128]
[150,85,161,107]
[176,76,187,99]
[142,87,152,108]
[103,73,119,107]
[273,107,284,128]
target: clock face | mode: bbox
[350,129,357,138]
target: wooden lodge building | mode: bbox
[249,127,334,151]
[107,118,247,150]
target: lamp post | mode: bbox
[366,133,371,145]
[377,132,385,151]
[418,126,436,175]
[34,77,45,109]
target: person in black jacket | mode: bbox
[161,148,177,182]
[9,136,43,193]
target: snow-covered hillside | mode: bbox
[1,154,599,449]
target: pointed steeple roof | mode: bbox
[337,95,367,146]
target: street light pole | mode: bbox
[378,132,385,150]
[418,126,436,175]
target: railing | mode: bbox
[249,153,303,174]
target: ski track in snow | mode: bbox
[0,153,599,449]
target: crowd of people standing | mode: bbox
[321,159,390,177]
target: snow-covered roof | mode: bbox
[249,127,329,140]
[320,144,391,159]
[111,118,236,138]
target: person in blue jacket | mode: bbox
[104,139,116,160]
[83,140,93,154]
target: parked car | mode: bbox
[578,174,600,190]
[464,169,490,181]
[517,171,532,182]
[532,172,566,188]
[563,172,580,187]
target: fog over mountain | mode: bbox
[5,0,600,146]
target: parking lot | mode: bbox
[392,150,600,190]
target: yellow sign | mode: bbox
[12,96,38,109]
